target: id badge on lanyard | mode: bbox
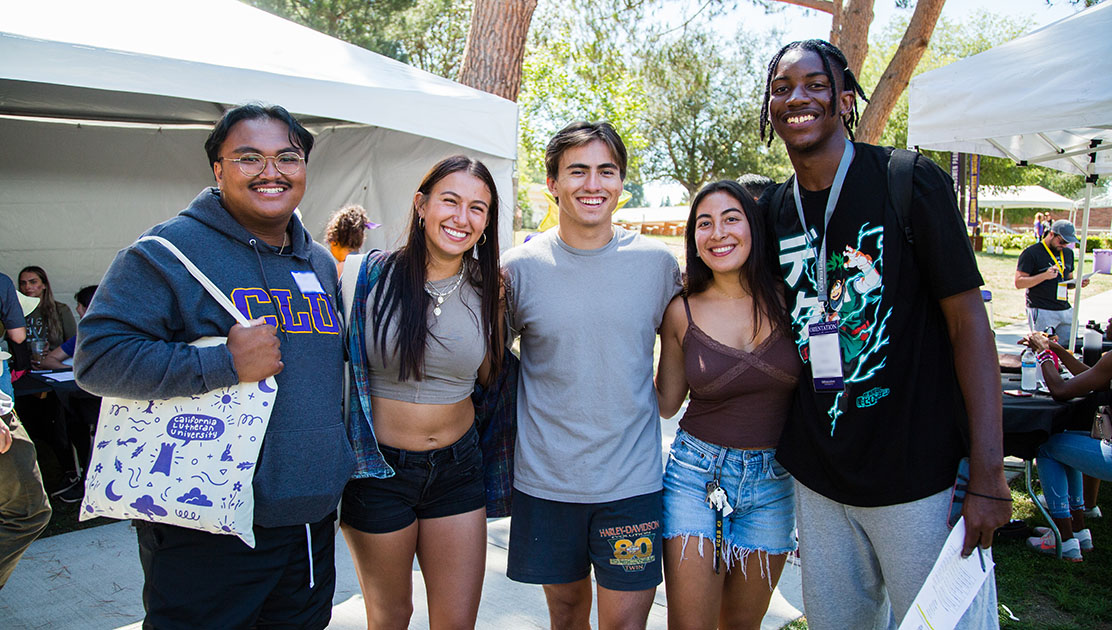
[1057,282,1069,301]
[809,320,845,392]
[793,138,854,393]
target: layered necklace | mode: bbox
[424,264,465,317]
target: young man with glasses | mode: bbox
[1016,219,1089,341]
[75,104,353,629]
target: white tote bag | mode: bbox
[79,236,277,547]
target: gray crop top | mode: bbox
[365,267,487,404]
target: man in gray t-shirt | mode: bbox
[503,122,681,629]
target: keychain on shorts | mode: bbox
[705,449,733,574]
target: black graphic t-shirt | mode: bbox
[1017,241,1073,310]
[768,143,984,507]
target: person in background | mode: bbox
[18,266,76,353]
[1021,331,1112,561]
[15,270,83,501]
[1034,212,1046,239]
[341,156,504,629]
[655,180,800,630]
[737,174,776,202]
[324,204,372,276]
[37,285,97,371]
[32,285,99,505]
[1015,219,1088,341]
[0,271,51,590]
[0,273,29,400]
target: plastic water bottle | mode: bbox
[1021,348,1038,391]
[1084,323,1103,367]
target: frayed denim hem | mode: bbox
[664,531,794,588]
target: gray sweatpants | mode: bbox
[794,481,999,630]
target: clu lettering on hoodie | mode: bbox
[231,287,340,334]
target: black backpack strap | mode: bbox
[769,174,794,229]
[888,148,918,245]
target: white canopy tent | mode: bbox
[908,1,1112,343]
[0,0,518,305]
[978,185,1075,232]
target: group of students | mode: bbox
[54,37,1017,630]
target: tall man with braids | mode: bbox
[759,40,1009,629]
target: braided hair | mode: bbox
[759,39,869,147]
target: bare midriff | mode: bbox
[370,395,475,452]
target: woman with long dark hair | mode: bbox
[341,155,503,629]
[18,266,76,352]
[655,180,800,630]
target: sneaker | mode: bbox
[55,480,85,504]
[1034,527,1093,552]
[1026,530,1083,561]
[1085,506,1102,519]
[50,474,81,498]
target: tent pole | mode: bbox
[1069,156,1097,349]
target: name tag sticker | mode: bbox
[808,320,845,393]
[291,271,325,295]
[1057,282,1069,301]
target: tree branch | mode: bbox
[856,0,945,144]
[777,0,835,12]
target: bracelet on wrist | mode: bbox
[1037,350,1056,365]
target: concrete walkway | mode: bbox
[12,291,1112,630]
[0,414,805,630]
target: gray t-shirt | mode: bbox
[503,227,682,502]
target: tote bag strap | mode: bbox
[138,235,252,327]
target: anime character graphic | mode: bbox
[780,224,892,431]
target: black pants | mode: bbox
[136,513,337,630]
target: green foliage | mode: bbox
[516,1,651,186]
[245,0,416,59]
[636,28,791,197]
[243,0,470,79]
[385,0,472,78]
[859,10,1087,198]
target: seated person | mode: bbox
[1022,331,1112,561]
[37,286,97,371]
[18,266,76,352]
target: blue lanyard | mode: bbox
[793,138,855,313]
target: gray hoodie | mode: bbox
[76,188,355,527]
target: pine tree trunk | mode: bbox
[830,0,874,78]
[855,0,946,144]
[456,0,538,102]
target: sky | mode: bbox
[642,0,1084,206]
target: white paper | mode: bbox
[897,517,993,630]
[42,371,77,382]
[1063,271,1097,289]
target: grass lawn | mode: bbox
[786,477,1112,630]
[975,248,1112,327]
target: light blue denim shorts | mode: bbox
[662,429,796,563]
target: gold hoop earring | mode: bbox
[418,216,425,230]
[477,233,487,246]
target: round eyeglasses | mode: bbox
[219,152,305,177]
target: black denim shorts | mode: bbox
[340,424,485,534]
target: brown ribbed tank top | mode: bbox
[678,295,802,449]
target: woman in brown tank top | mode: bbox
[655,180,801,630]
